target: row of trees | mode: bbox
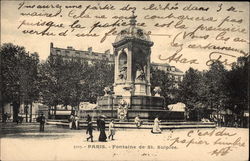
[1,43,114,121]
[151,57,248,115]
[177,58,248,122]
[39,55,114,109]
[151,57,248,125]
[1,43,249,123]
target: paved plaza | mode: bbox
[0,123,249,161]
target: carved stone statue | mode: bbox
[154,86,161,97]
[119,66,127,80]
[135,64,145,80]
[117,99,128,121]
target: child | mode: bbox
[108,119,115,140]
[134,115,142,128]
[86,121,94,142]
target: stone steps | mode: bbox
[47,120,216,129]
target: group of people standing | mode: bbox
[67,113,163,142]
[135,115,162,134]
[85,114,162,142]
[86,115,115,142]
[69,114,80,130]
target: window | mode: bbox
[65,50,70,56]
[178,76,181,82]
[137,29,143,36]
[88,60,93,65]
[75,51,80,56]
[121,30,127,35]
[63,58,69,62]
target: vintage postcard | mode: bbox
[0,1,249,161]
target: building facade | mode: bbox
[49,43,114,65]
[151,62,184,87]
[49,43,184,85]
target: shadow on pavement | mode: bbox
[0,122,84,139]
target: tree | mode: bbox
[86,61,114,103]
[38,56,89,111]
[39,56,63,110]
[61,59,90,107]
[227,57,249,115]
[177,67,203,110]
[150,67,175,104]
[1,43,39,122]
[204,61,229,111]
[39,56,114,114]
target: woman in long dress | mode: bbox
[151,117,161,134]
[98,117,107,142]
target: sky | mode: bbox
[1,1,249,72]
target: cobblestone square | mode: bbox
[1,123,248,161]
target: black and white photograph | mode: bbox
[0,1,249,161]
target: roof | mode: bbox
[114,12,152,44]
[114,26,151,43]
[151,62,170,67]
[50,44,114,62]
[151,62,184,74]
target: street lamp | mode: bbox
[111,93,116,119]
[77,79,85,113]
[111,94,114,118]
[24,104,28,122]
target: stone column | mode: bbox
[126,45,132,84]
[146,49,151,96]
[114,49,119,84]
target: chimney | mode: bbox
[67,46,74,50]
[50,42,53,48]
[88,47,92,54]
[104,49,110,55]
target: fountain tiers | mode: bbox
[93,95,184,120]
[93,12,184,121]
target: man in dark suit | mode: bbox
[37,113,46,132]
[86,121,94,142]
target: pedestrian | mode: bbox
[108,119,115,140]
[134,115,142,128]
[72,115,76,129]
[98,115,107,142]
[3,112,8,123]
[75,115,79,130]
[38,113,46,132]
[69,114,74,130]
[16,114,23,124]
[87,114,91,123]
[86,121,94,142]
[96,116,101,131]
[151,116,161,134]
